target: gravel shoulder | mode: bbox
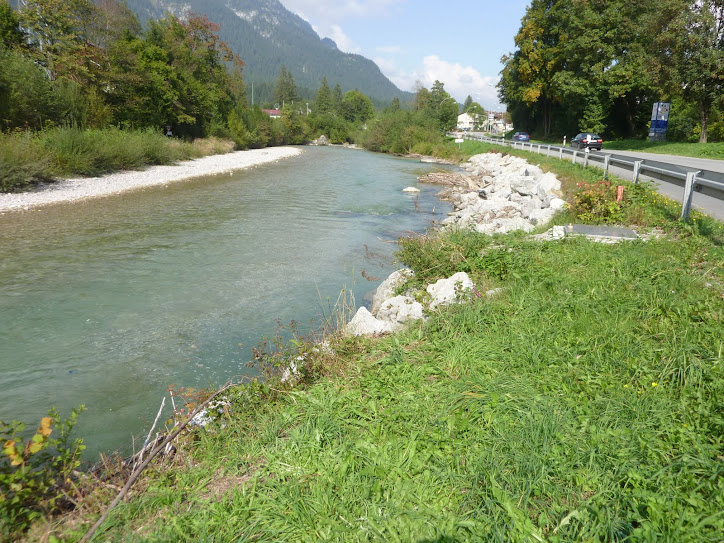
[0,147,303,214]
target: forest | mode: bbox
[0,0,398,191]
[499,0,723,142]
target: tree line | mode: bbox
[499,0,723,142]
[0,0,473,191]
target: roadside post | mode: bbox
[680,171,701,220]
[584,147,590,168]
[633,160,643,184]
[603,154,611,180]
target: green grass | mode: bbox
[20,139,724,542]
[598,140,724,160]
[51,230,724,543]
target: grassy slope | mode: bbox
[50,146,724,543]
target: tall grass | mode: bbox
[0,128,235,193]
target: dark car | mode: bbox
[570,133,603,151]
[512,132,530,142]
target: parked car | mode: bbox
[570,133,603,151]
[512,132,530,142]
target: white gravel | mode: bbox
[0,146,303,214]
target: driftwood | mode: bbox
[80,381,235,543]
[418,172,483,190]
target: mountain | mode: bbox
[122,0,414,105]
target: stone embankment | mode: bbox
[427,151,566,235]
[346,151,566,336]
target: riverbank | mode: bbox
[0,147,303,214]
[9,146,724,541]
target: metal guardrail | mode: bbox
[464,134,724,220]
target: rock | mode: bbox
[376,295,425,330]
[345,307,393,336]
[402,186,420,193]
[316,135,329,146]
[370,269,414,315]
[427,272,475,309]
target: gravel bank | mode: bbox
[0,147,303,213]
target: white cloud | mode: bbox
[327,24,361,53]
[417,55,501,109]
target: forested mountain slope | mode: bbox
[123,0,413,104]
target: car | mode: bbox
[570,132,603,151]
[512,132,530,142]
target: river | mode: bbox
[0,146,454,458]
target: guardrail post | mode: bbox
[633,160,643,184]
[572,151,577,164]
[547,145,551,157]
[603,155,611,180]
[680,171,700,220]
[537,144,542,154]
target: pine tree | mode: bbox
[274,65,299,107]
[315,76,332,113]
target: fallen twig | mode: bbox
[80,380,235,543]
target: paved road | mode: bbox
[590,149,724,222]
[594,149,724,174]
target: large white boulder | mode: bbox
[370,269,414,315]
[427,272,475,309]
[375,295,425,330]
[345,307,394,336]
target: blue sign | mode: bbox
[649,102,671,141]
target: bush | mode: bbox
[1,407,85,538]
[571,180,625,224]
[0,132,55,192]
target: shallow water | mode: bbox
[0,146,453,458]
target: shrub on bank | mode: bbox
[0,133,54,192]
[0,128,236,193]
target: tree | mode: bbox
[315,76,332,113]
[18,0,100,82]
[274,65,299,107]
[466,102,486,129]
[462,95,473,111]
[430,80,458,131]
[0,0,23,48]
[340,89,374,123]
[332,83,343,113]
[670,1,724,142]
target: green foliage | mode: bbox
[500,0,723,142]
[0,132,54,192]
[274,65,299,108]
[572,180,625,224]
[0,45,58,131]
[1,407,85,538]
[340,89,375,124]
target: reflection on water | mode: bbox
[0,146,453,457]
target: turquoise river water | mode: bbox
[0,146,453,458]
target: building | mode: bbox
[261,109,282,119]
[457,112,475,131]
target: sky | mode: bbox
[278,0,531,111]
